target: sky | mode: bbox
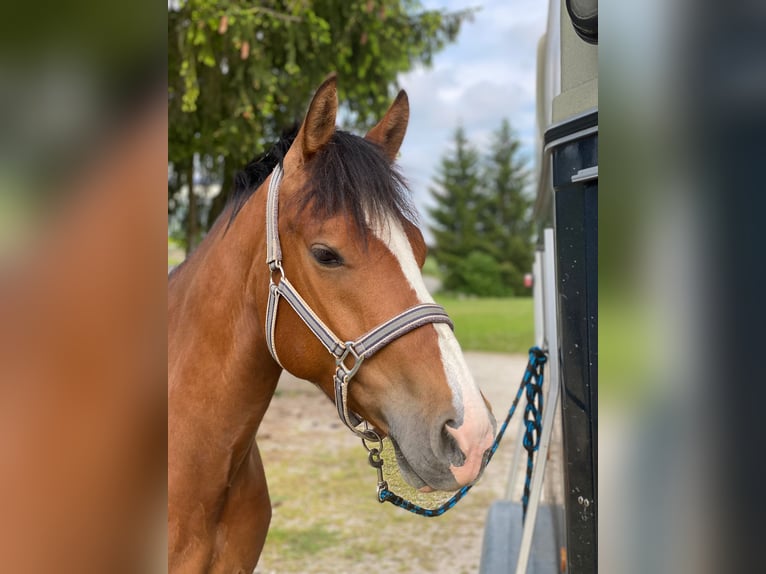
[395,0,549,238]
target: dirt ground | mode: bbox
[254,352,535,574]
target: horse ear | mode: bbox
[289,74,338,165]
[365,90,409,162]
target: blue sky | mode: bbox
[395,0,548,238]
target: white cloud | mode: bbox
[396,0,548,242]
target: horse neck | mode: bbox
[168,190,281,439]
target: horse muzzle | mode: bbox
[388,408,497,492]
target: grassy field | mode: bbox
[434,296,534,354]
[256,353,528,574]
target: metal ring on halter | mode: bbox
[353,419,382,442]
[269,261,284,285]
[336,342,363,379]
[361,428,383,453]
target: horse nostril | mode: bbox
[441,425,465,467]
[445,418,460,429]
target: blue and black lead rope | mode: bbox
[521,349,544,522]
[375,346,547,517]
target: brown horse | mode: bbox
[168,76,496,572]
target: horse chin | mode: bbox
[390,438,428,490]
[390,437,457,493]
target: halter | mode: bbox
[264,164,454,441]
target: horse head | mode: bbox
[259,75,496,492]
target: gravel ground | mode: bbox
[255,352,539,574]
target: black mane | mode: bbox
[228,129,416,235]
[228,128,297,224]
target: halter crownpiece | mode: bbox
[263,163,454,440]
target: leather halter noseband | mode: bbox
[264,164,454,441]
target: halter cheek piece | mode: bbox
[264,164,454,441]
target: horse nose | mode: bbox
[439,413,496,487]
[432,418,467,468]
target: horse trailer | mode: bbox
[480,0,597,572]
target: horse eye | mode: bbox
[311,245,343,267]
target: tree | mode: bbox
[428,119,533,296]
[168,0,475,250]
[427,125,485,293]
[482,118,534,294]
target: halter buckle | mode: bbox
[336,342,364,379]
[268,260,284,285]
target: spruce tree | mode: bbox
[428,125,484,293]
[482,118,534,294]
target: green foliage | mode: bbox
[421,254,441,278]
[452,252,510,297]
[428,125,483,290]
[482,118,534,293]
[429,119,533,296]
[168,1,476,248]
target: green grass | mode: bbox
[266,524,341,558]
[259,444,393,568]
[259,437,498,572]
[433,296,534,354]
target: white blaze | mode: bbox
[372,216,493,483]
